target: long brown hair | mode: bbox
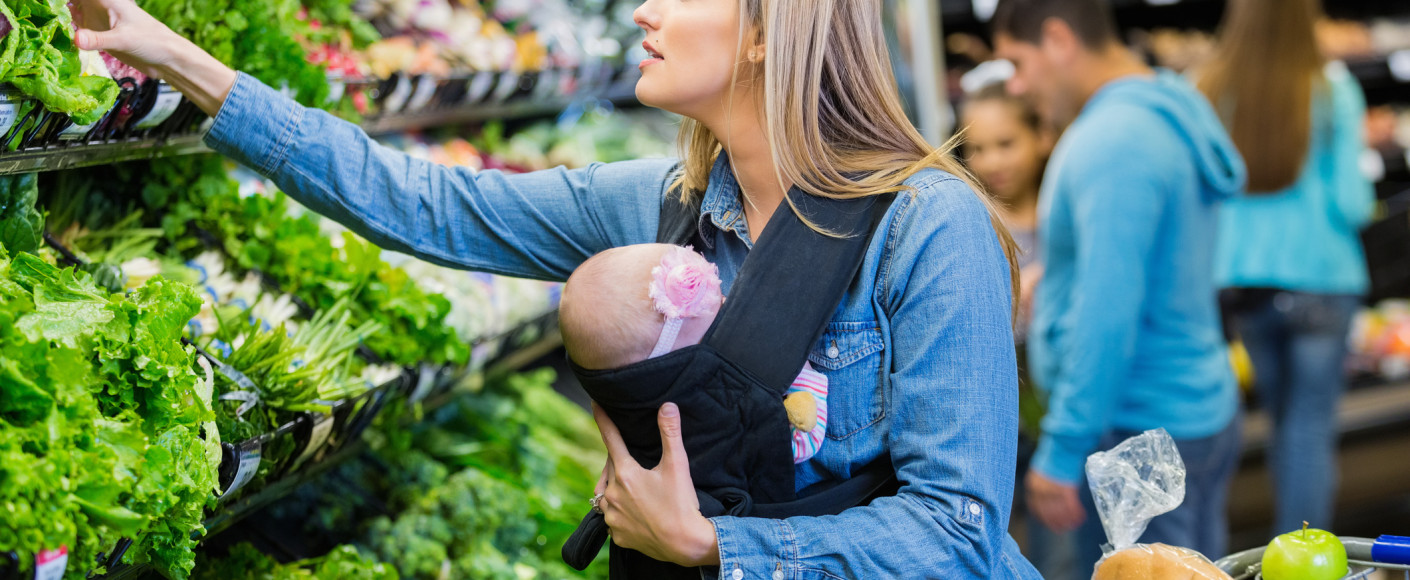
[1198,0,1324,193]
[672,0,1020,322]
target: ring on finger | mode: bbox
[590,493,606,513]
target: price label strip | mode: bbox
[291,413,335,470]
[34,546,67,580]
[222,439,262,498]
[133,83,184,129]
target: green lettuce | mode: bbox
[0,0,119,124]
[0,174,43,255]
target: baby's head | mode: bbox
[560,244,724,370]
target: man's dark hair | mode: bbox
[991,0,1120,50]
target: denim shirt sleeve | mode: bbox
[204,72,675,281]
[710,177,1024,579]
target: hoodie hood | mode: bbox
[1086,70,1247,202]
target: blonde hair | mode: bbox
[671,0,1020,322]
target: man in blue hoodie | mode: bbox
[991,0,1248,571]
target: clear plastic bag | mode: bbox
[1086,429,1232,580]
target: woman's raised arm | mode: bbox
[73,0,674,282]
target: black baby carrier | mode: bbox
[561,183,901,579]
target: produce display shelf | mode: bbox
[0,66,643,177]
[0,134,210,175]
[362,84,641,136]
[76,309,562,580]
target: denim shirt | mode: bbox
[206,72,1041,579]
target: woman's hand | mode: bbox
[72,0,237,116]
[593,402,720,567]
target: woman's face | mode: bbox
[961,100,1048,202]
[633,0,752,121]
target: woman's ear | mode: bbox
[747,43,766,64]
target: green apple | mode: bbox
[1261,522,1348,580]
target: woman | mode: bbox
[1197,0,1375,534]
[78,0,1041,575]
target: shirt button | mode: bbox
[826,342,840,359]
[732,568,745,580]
[969,502,982,516]
[773,570,784,580]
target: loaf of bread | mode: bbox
[1093,544,1232,580]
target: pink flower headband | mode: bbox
[647,246,723,357]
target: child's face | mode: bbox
[962,100,1049,203]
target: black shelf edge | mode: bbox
[0,133,211,176]
[361,85,640,136]
[0,81,640,176]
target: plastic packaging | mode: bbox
[1086,429,1233,580]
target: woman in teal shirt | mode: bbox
[1198,0,1375,534]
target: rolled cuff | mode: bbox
[709,516,797,580]
[203,72,307,176]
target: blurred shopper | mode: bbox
[992,0,1247,573]
[962,81,1075,578]
[962,82,1051,321]
[1196,0,1375,534]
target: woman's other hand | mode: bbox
[73,0,237,116]
[593,402,721,567]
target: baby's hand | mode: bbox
[783,392,818,432]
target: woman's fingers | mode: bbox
[656,403,690,473]
[592,403,636,473]
[76,28,124,53]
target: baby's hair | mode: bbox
[965,82,1043,133]
[559,246,666,370]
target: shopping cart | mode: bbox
[1215,537,1410,580]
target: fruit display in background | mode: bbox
[1261,523,1349,580]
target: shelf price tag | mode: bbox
[971,0,998,22]
[493,71,521,102]
[0,90,21,137]
[292,413,335,469]
[34,546,67,580]
[384,75,414,113]
[222,439,262,498]
[407,75,439,111]
[326,75,347,106]
[467,71,495,102]
[134,83,183,129]
[1390,50,1410,83]
[408,364,439,404]
[57,118,96,141]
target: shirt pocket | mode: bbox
[807,321,885,440]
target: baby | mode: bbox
[559,244,827,463]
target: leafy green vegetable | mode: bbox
[0,248,218,580]
[138,0,329,106]
[193,542,399,580]
[0,174,43,255]
[0,0,119,124]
